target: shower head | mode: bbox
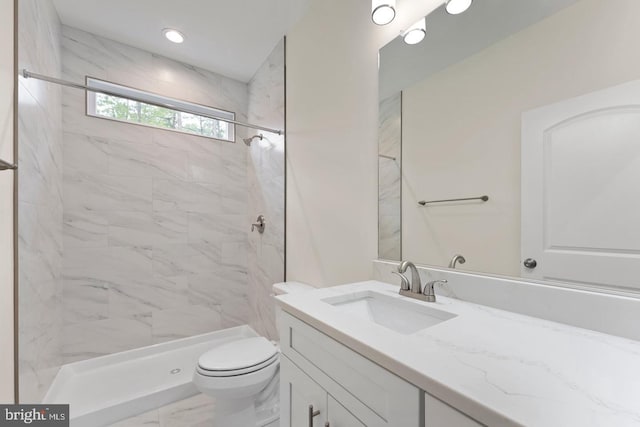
[243,134,264,146]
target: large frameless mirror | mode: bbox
[378,0,640,296]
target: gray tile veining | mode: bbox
[246,40,286,339]
[18,0,64,403]
[20,16,285,405]
[378,92,402,260]
[108,275,189,319]
[62,276,109,324]
[152,179,223,213]
[107,210,188,247]
[62,316,153,363]
[151,306,222,345]
[57,25,258,364]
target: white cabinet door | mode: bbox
[327,395,365,427]
[522,80,640,291]
[425,394,483,427]
[279,312,422,427]
[280,355,327,427]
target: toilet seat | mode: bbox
[193,336,281,402]
[197,353,279,377]
[197,337,278,377]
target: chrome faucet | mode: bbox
[448,254,466,269]
[393,261,446,303]
[398,261,422,294]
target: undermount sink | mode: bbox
[322,291,457,334]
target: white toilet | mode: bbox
[193,282,314,426]
[193,336,280,427]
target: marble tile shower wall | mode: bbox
[18,0,64,403]
[60,26,252,363]
[378,92,402,260]
[246,40,285,340]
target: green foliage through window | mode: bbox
[92,92,233,141]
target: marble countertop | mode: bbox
[275,281,640,427]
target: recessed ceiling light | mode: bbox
[445,0,473,15]
[372,0,396,26]
[162,28,185,44]
[403,18,426,45]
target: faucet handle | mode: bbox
[424,279,448,294]
[391,272,410,291]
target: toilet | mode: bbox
[193,282,314,426]
[193,336,280,427]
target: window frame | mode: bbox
[85,76,236,143]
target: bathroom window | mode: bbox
[86,77,235,141]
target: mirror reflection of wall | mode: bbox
[378,92,402,260]
[378,0,640,294]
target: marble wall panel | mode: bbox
[18,0,64,403]
[20,19,286,393]
[246,40,286,340]
[60,27,252,362]
[378,92,402,260]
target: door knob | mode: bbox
[523,258,537,269]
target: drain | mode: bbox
[169,368,181,375]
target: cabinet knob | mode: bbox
[308,404,320,427]
[523,258,537,269]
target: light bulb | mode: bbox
[162,28,185,44]
[445,0,473,15]
[403,18,426,45]
[372,0,396,26]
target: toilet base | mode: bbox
[214,397,257,427]
[254,369,280,426]
[210,370,280,427]
[212,398,278,427]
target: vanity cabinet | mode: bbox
[279,311,484,427]
[424,394,484,427]
[280,356,366,426]
[279,312,422,426]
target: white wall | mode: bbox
[285,0,442,286]
[0,0,15,404]
[402,0,640,277]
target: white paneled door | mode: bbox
[522,80,640,292]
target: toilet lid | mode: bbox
[196,353,279,377]
[198,337,278,372]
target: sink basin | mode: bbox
[322,291,457,334]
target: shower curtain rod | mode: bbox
[0,158,17,171]
[21,69,284,136]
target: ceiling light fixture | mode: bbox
[162,28,185,44]
[372,0,396,26]
[445,0,473,15]
[403,18,426,45]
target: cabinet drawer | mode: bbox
[279,311,421,426]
